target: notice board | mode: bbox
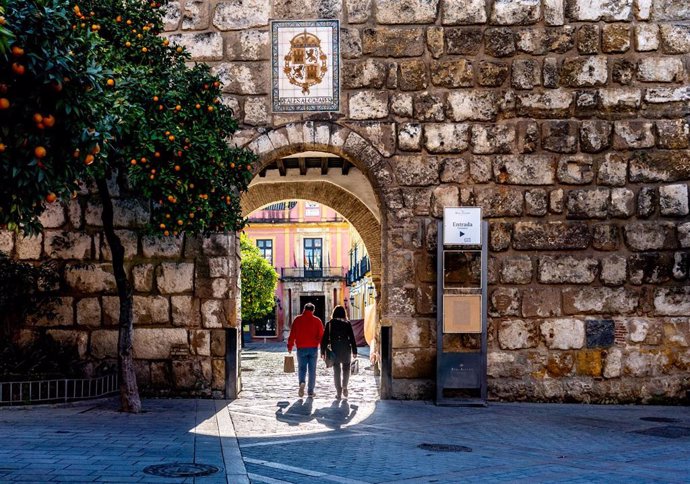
[443,294,482,333]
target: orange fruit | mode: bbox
[213,81,220,88]
[207,106,214,112]
[150,169,156,174]
[84,154,95,165]
[11,46,24,57]
[130,159,137,165]
[91,144,100,154]
[106,79,115,87]
[163,230,170,236]
[0,16,6,25]
[176,47,183,53]
[45,193,57,203]
[168,135,175,142]
[162,39,169,46]
[189,213,195,219]
[177,220,183,226]
[153,96,159,102]
[141,47,148,53]
[33,113,43,124]
[34,146,47,158]
[140,157,147,163]
[167,195,175,203]
[165,131,170,135]
[43,115,55,127]
[36,122,45,130]
[126,19,132,25]
[159,223,166,229]
[154,151,160,158]
[175,105,181,111]
[165,214,171,219]
[0,98,9,110]
[116,15,122,22]
[195,104,201,109]
[149,175,155,180]
[73,149,80,158]
[125,42,131,48]
[174,165,180,171]
[0,143,6,152]
[11,63,24,75]
[230,162,235,169]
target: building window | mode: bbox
[303,238,322,270]
[256,239,273,265]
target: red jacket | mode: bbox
[287,310,324,351]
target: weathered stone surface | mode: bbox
[476,187,523,217]
[44,232,91,260]
[446,91,498,122]
[544,0,565,25]
[513,221,591,250]
[133,328,188,359]
[112,199,149,228]
[628,253,673,285]
[490,287,521,317]
[493,155,557,185]
[243,97,269,126]
[557,155,594,185]
[423,124,469,153]
[444,28,482,55]
[512,58,541,90]
[656,120,689,149]
[133,296,170,325]
[398,123,422,151]
[623,222,677,251]
[563,287,639,314]
[340,27,363,59]
[91,330,118,359]
[142,235,184,258]
[491,0,540,25]
[603,347,622,378]
[439,157,469,184]
[660,24,690,54]
[362,27,425,57]
[538,255,598,284]
[471,125,515,154]
[0,230,13,254]
[414,92,445,121]
[560,57,608,87]
[586,319,615,348]
[489,222,512,251]
[346,0,371,23]
[65,264,116,293]
[76,298,101,327]
[39,203,66,229]
[612,59,636,85]
[430,60,473,88]
[577,24,600,54]
[212,0,269,30]
[636,24,659,51]
[517,90,573,118]
[500,256,533,284]
[485,27,516,57]
[172,295,197,327]
[165,32,223,61]
[426,26,444,59]
[638,57,685,83]
[602,23,631,53]
[599,87,642,115]
[576,349,603,376]
[15,234,42,260]
[477,61,510,86]
[524,189,547,216]
[568,0,632,21]
[549,189,564,214]
[441,0,486,24]
[629,151,690,183]
[580,121,612,153]
[613,121,655,150]
[375,0,439,24]
[156,262,195,294]
[393,156,439,186]
[516,27,575,55]
[565,188,610,219]
[654,287,690,316]
[542,121,578,153]
[540,319,585,350]
[226,30,269,60]
[659,184,689,216]
[397,60,428,91]
[162,1,181,31]
[600,255,627,286]
[190,330,211,356]
[522,287,561,317]
[391,93,413,117]
[213,62,268,95]
[348,91,388,120]
[132,264,154,293]
[430,185,459,217]
[607,188,635,219]
[679,223,690,248]
[499,320,538,350]
[592,224,620,251]
[342,59,387,89]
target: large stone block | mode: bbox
[446,91,498,122]
[542,121,577,154]
[346,0,372,23]
[423,124,469,153]
[65,264,116,293]
[133,296,170,325]
[557,155,594,185]
[441,0,486,24]
[477,61,510,86]
[46,330,88,358]
[430,60,473,88]
[445,28,483,55]
[44,232,92,260]
[493,155,557,185]
[15,234,42,260]
[471,125,515,154]
[522,287,561,317]
[76,298,101,327]
[636,24,659,52]
[540,318,585,350]
[654,287,690,316]
[567,0,632,21]
[142,235,184,258]
[629,151,690,183]
[660,24,690,54]
[273,0,342,18]
[538,255,598,284]
[32,297,74,327]
[156,262,195,294]
[430,185,459,218]
[560,56,608,87]
[112,199,149,228]
[600,255,627,286]
[393,156,439,186]
[498,319,538,349]
[475,187,524,217]
[602,23,631,53]
[392,318,432,348]
[212,0,269,30]
[342,59,387,89]
[562,287,639,315]
[500,256,533,284]
[659,184,689,217]
[165,33,223,61]
[38,203,66,228]
[0,230,13,254]
[597,153,627,186]
[398,60,429,90]
[609,188,635,218]
[375,0,439,24]
[516,90,573,118]
[362,27,425,57]
[348,91,388,120]
[91,330,118,359]
[565,188,610,219]
[133,264,154,292]
[623,222,677,251]
[628,253,673,284]
[489,287,521,317]
[133,328,188,359]
[100,230,137,261]
[637,57,685,83]
[213,62,268,95]
[513,222,591,250]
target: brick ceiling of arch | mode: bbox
[241,180,382,283]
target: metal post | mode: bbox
[225,327,239,399]
[380,326,393,399]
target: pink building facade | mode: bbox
[244,201,352,341]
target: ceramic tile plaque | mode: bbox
[271,20,339,112]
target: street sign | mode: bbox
[443,207,482,246]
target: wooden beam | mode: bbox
[276,159,286,176]
[321,158,328,175]
[298,157,307,176]
[342,160,351,175]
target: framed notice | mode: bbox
[443,295,482,333]
[443,251,482,289]
[443,207,482,246]
[271,20,340,112]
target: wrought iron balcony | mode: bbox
[281,266,345,280]
[346,255,370,284]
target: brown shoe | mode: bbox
[298,383,305,397]
[342,387,348,398]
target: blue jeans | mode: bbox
[296,347,318,395]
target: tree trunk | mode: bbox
[96,176,141,413]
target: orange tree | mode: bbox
[1,0,255,412]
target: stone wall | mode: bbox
[2,176,241,397]
[159,0,690,403]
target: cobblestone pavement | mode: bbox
[1,342,689,483]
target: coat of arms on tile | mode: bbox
[272,20,339,112]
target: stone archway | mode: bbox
[241,181,381,290]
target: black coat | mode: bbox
[321,318,357,362]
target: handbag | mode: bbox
[325,322,335,368]
[284,354,295,373]
[350,358,359,375]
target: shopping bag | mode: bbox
[325,346,335,368]
[350,358,359,375]
[284,354,295,373]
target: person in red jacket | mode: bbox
[287,303,324,398]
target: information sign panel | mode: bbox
[443,294,482,333]
[443,207,482,245]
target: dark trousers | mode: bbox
[333,353,352,394]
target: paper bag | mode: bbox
[284,354,295,373]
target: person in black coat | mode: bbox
[320,305,358,399]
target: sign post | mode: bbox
[436,207,488,406]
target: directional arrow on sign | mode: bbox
[458,231,465,237]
